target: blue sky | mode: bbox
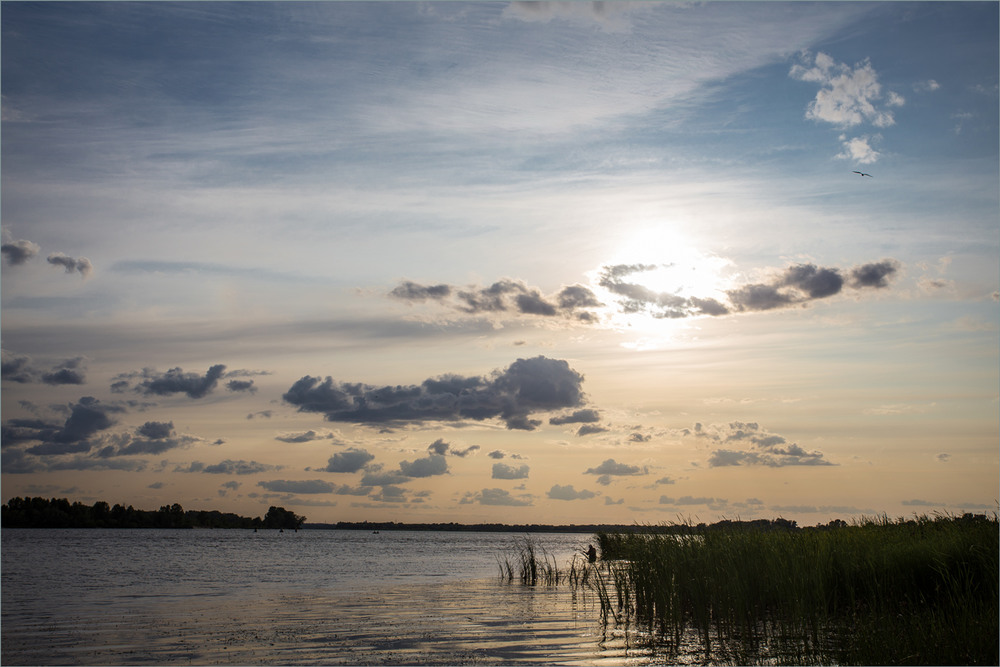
[2,2,997,525]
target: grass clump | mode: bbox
[590,513,998,665]
[495,536,566,586]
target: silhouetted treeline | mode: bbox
[308,518,807,533]
[1,497,305,530]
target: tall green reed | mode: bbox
[589,514,998,665]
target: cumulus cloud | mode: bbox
[175,459,279,475]
[390,278,602,323]
[226,379,256,393]
[97,420,202,457]
[257,479,335,494]
[361,471,410,487]
[399,453,449,478]
[2,352,88,385]
[790,52,900,128]
[275,429,335,443]
[549,408,601,425]
[389,281,452,301]
[47,253,93,277]
[1,238,40,265]
[42,357,88,386]
[462,488,533,506]
[284,355,587,431]
[837,134,881,164]
[492,462,530,479]
[849,259,901,288]
[599,259,897,319]
[547,484,597,501]
[322,448,375,473]
[577,424,608,436]
[725,260,898,313]
[790,51,903,163]
[114,365,265,399]
[688,421,835,467]
[427,438,480,457]
[117,364,227,399]
[1,349,35,383]
[660,495,726,506]
[584,458,647,476]
[0,397,133,471]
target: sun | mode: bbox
[588,223,736,332]
[609,224,734,296]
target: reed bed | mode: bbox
[590,514,998,665]
[495,536,568,586]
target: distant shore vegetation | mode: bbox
[1,497,305,530]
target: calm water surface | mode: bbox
[2,529,641,665]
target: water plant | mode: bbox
[588,513,998,665]
[495,536,566,586]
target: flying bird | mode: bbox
[852,171,872,177]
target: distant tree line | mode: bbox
[1,497,305,530]
[312,519,810,533]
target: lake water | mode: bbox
[2,529,653,665]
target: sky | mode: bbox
[2,1,997,526]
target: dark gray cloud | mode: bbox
[370,486,409,503]
[257,479,335,494]
[323,448,375,473]
[399,453,448,478]
[47,253,93,277]
[175,459,279,475]
[427,438,480,457]
[389,281,452,301]
[284,355,586,431]
[275,429,334,443]
[2,351,87,385]
[360,466,411,487]
[849,259,900,288]
[117,364,227,399]
[390,278,602,323]
[461,488,533,506]
[584,458,647,476]
[2,350,36,383]
[136,421,174,439]
[726,261,897,313]
[547,484,597,501]
[226,379,256,393]
[690,421,836,467]
[577,424,608,436]
[97,421,200,457]
[600,259,900,319]
[492,462,530,479]
[115,364,263,399]
[50,397,123,448]
[549,408,601,425]
[41,357,88,385]
[1,238,40,265]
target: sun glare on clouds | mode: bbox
[591,223,736,346]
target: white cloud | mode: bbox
[837,134,881,164]
[790,52,901,128]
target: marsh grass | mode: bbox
[590,514,998,665]
[495,536,567,586]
